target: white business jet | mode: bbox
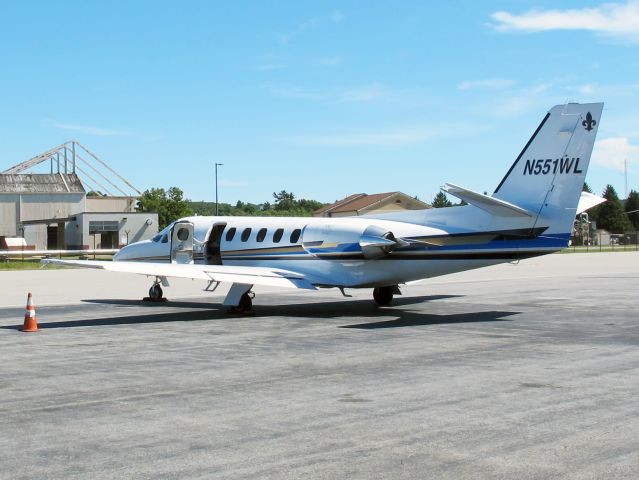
[47,102,604,313]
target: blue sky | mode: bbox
[1,1,638,204]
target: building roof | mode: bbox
[316,191,429,216]
[0,174,85,194]
[314,193,367,216]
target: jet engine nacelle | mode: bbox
[301,223,399,259]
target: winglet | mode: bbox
[576,191,606,214]
[441,183,534,218]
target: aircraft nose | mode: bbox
[113,245,126,261]
[114,242,137,261]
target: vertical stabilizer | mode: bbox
[493,102,603,236]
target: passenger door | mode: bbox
[205,222,226,265]
[170,221,194,264]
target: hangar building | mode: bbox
[0,142,157,250]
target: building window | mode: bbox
[256,228,267,242]
[290,228,301,243]
[89,220,119,234]
[225,227,236,241]
[273,228,284,243]
[241,228,252,242]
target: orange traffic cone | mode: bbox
[21,292,39,332]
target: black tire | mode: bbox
[238,292,253,312]
[228,292,253,315]
[373,286,394,306]
[149,284,163,302]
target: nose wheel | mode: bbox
[147,283,165,302]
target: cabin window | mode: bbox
[176,228,190,241]
[256,228,267,242]
[225,227,236,241]
[273,228,284,243]
[290,228,301,243]
[241,228,252,242]
[153,222,173,242]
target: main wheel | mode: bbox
[228,292,253,314]
[238,292,253,312]
[373,286,394,306]
[149,284,163,302]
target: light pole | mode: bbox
[215,162,223,216]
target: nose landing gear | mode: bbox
[149,283,164,302]
[144,277,168,302]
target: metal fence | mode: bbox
[566,231,639,253]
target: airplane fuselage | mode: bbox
[114,214,559,288]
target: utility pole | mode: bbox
[625,158,628,198]
[215,162,223,216]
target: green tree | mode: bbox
[137,187,193,228]
[596,185,631,233]
[582,182,592,193]
[625,189,639,230]
[273,190,296,211]
[297,198,324,212]
[431,192,453,208]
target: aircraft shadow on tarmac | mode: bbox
[1,295,519,330]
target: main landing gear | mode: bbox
[227,291,254,315]
[224,283,255,315]
[373,285,399,306]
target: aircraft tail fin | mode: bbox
[492,102,603,236]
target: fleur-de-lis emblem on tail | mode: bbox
[582,112,596,131]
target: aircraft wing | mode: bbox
[41,259,317,290]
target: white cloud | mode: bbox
[219,179,249,188]
[268,85,327,101]
[340,84,386,102]
[310,56,343,67]
[457,78,515,90]
[278,11,344,44]
[268,83,390,103]
[578,84,596,94]
[330,10,345,23]
[285,129,431,147]
[45,120,129,137]
[283,123,483,147]
[251,63,285,72]
[592,137,639,171]
[490,83,555,117]
[490,1,639,43]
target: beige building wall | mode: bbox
[330,211,357,217]
[0,196,18,236]
[86,196,136,213]
[19,194,85,221]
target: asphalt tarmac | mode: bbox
[1,252,638,479]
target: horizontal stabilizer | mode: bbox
[41,259,317,290]
[441,183,534,218]
[576,191,606,214]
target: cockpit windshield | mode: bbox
[151,222,175,243]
